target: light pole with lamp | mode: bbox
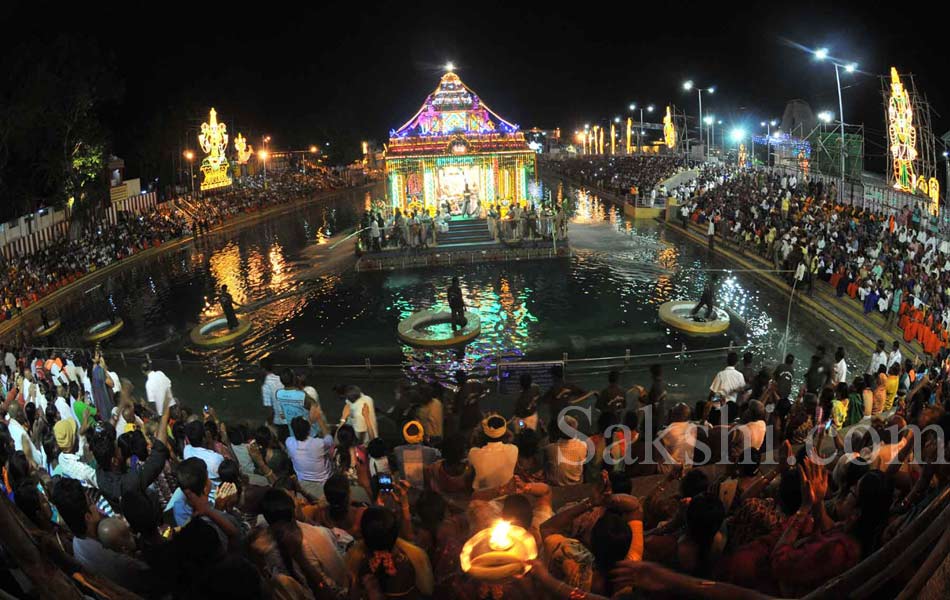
[259,149,269,189]
[629,103,656,152]
[704,115,714,155]
[943,151,949,204]
[183,150,195,198]
[760,120,777,167]
[813,48,857,193]
[683,81,715,160]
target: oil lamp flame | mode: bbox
[489,520,513,551]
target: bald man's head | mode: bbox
[98,517,136,554]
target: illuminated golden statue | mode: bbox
[887,68,918,193]
[234,133,253,165]
[663,106,676,149]
[198,107,232,191]
[738,144,747,167]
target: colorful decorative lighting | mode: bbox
[663,106,676,149]
[626,117,632,154]
[198,108,232,191]
[887,67,918,194]
[234,133,253,165]
[385,71,535,211]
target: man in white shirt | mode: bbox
[657,403,697,472]
[142,363,175,414]
[733,400,768,452]
[709,352,746,421]
[887,340,902,369]
[867,340,888,375]
[543,415,588,486]
[3,347,15,374]
[260,359,284,424]
[468,414,518,491]
[183,420,225,480]
[833,347,848,385]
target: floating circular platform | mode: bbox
[83,318,125,343]
[398,309,481,348]
[190,317,253,347]
[34,319,62,338]
[659,301,730,335]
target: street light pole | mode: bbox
[813,49,855,195]
[183,151,195,198]
[834,63,846,191]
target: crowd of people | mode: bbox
[359,201,569,254]
[1,168,347,322]
[678,165,950,356]
[2,331,948,599]
[4,159,950,598]
[546,155,685,205]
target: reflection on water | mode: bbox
[24,178,864,418]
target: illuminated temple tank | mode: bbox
[385,68,536,216]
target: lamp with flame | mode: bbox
[234,133,253,164]
[460,520,537,582]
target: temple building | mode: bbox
[385,68,536,215]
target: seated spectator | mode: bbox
[467,414,518,491]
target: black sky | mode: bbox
[7,1,949,175]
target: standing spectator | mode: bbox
[142,361,174,415]
[260,358,283,426]
[340,385,377,444]
[709,352,746,422]
[285,415,334,498]
[833,347,848,385]
[273,368,307,439]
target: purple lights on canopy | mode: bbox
[391,71,521,139]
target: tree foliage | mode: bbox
[0,33,121,221]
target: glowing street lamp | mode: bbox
[309,145,318,153]
[259,149,269,188]
[629,103,656,153]
[818,111,834,123]
[729,128,746,144]
[811,47,858,186]
[683,80,716,159]
[183,150,195,197]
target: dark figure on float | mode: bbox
[219,285,240,329]
[448,276,466,331]
[691,274,719,321]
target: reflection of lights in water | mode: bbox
[394,274,538,383]
[268,244,287,286]
[208,242,247,308]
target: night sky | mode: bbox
[7,1,949,176]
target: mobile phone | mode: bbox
[377,473,394,493]
[203,405,210,413]
[518,419,525,428]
